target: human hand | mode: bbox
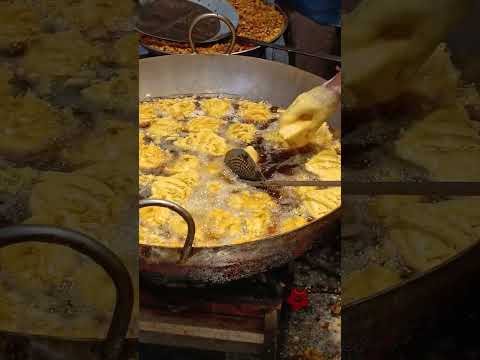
[343,0,473,108]
[279,72,340,148]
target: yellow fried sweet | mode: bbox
[244,210,273,239]
[139,174,156,188]
[372,196,480,272]
[0,242,80,293]
[226,123,257,144]
[305,148,341,180]
[238,100,272,124]
[140,102,157,126]
[200,98,232,117]
[297,187,341,219]
[173,171,200,188]
[165,154,200,175]
[139,143,171,172]
[206,161,224,176]
[161,98,196,119]
[69,262,115,316]
[174,130,229,156]
[62,119,136,167]
[1,94,74,159]
[140,205,203,248]
[204,209,242,239]
[140,225,163,246]
[27,172,116,240]
[395,106,480,181]
[228,190,277,212]
[387,226,456,272]
[21,31,103,94]
[206,181,223,195]
[279,215,309,233]
[75,160,137,209]
[140,206,172,228]
[81,70,137,114]
[150,172,199,205]
[186,116,223,133]
[343,265,402,304]
[146,118,183,142]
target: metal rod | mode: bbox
[342,182,480,196]
[243,181,480,194]
[237,36,341,62]
[244,180,341,187]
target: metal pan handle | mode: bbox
[188,13,237,55]
[139,199,196,263]
[0,225,134,360]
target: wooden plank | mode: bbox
[140,308,264,333]
[140,332,264,354]
[263,310,279,360]
[140,320,265,344]
[141,291,282,317]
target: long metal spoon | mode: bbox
[224,149,341,188]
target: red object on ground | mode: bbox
[287,288,309,311]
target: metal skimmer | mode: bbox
[224,149,341,188]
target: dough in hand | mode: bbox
[279,85,339,148]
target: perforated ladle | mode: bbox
[224,148,341,188]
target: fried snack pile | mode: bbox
[139,96,341,248]
[0,0,138,340]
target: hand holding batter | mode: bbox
[279,72,341,148]
[343,0,474,108]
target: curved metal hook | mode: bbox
[189,13,236,55]
[139,199,196,263]
[0,225,134,360]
